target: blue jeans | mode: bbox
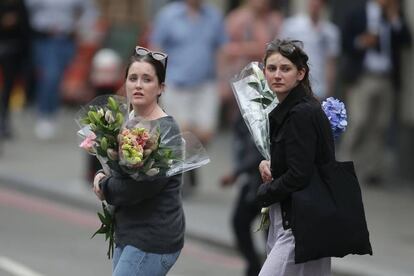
[33,36,75,116]
[112,245,180,276]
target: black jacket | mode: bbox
[256,85,333,229]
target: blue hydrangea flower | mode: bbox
[322,97,348,139]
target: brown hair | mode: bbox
[123,49,168,103]
[263,39,313,96]
[124,52,167,85]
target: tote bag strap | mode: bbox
[312,109,336,165]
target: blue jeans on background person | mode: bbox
[113,245,181,276]
[32,35,75,139]
[33,36,75,116]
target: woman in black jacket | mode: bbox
[257,39,332,275]
[93,47,184,276]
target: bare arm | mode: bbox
[325,56,337,98]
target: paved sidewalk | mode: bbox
[0,108,413,276]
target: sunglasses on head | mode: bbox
[267,40,304,55]
[135,46,168,66]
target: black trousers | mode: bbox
[0,53,21,125]
[231,176,263,276]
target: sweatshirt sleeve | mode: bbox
[100,172,170,206]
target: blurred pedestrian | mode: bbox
[93,46,184,275]
[149,0,227,188]
[338,0,411,186]
[25,0,98,140]
[256,39,332,275]
[0,0,30,139]
[218,0,283,124]
[149,0,226,145]
[220,112,264,276]
[280,0,340,100]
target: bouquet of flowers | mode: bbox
[231,62,348,232]
[118,120,166,177]
[321,97,348,139]
[231,62,278,161]
[76,95,210,258]
[117,117,209,180]
[77,95,127,173]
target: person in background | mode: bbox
[221,111,264,276]
[149,0,226,145]
[93,47,184,275]
[149,0,227,187]
[338,0,411,186]
[0,0,30,139]
[25,0,98,140]
[218,0,283,123]
[280,0,340,100]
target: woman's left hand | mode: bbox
[259,160,272,183]
[93,172,106,201]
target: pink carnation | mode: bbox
[79,132,97,153]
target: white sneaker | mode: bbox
[35,118,56,140]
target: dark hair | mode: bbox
[124,53,167,85]
[263,39,313,95]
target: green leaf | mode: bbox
[91,230,99,239]
[107,238,114,259]
[260,79,267,91]
[103,206,113,218]
[98,226,108,234]
[262,90,274,99]
[79,117,91,125]
[88,111,97,123]
[115,113,124,126]
[248,81,261,92]
[100,137,108,152]
[91,203,115,259]
[96,147,107,157]
[98,212,107,224]
[261,98,273,106]
[251,98,263,104]
[107,96,118,111]
[251,97,273,108]
[254,211,270,232]
[93,111,103,124]
[91,224,104,238]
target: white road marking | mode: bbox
[0,257,45,276]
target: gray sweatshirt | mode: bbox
[100,116,185,254]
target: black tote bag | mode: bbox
[291,112,373,263]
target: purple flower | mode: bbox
[322,97,348,139]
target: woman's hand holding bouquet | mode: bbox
[76,95,209,258]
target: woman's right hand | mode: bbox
[93,172,106,201]
[259,160,272,183]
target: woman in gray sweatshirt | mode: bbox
[93,46,184,276]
